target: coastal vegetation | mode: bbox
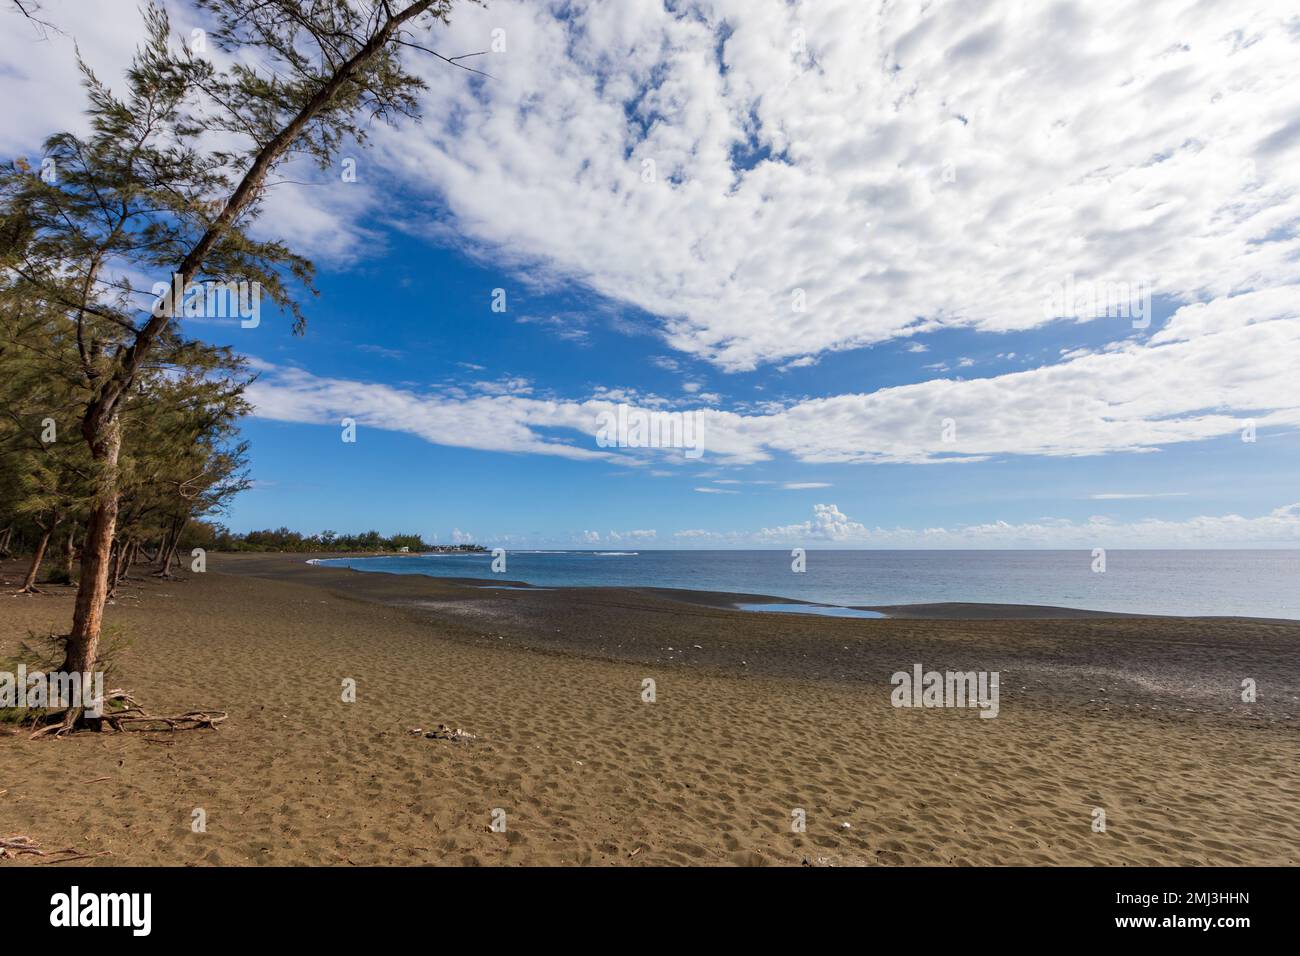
[0,0,469,732]
[196,525,485,554]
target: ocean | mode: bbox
[314,549,1300,619]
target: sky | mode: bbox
[4,0,1300,548]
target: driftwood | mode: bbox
[28,689,228,739]
[0,836,47,859]
[408,723,476,742]
[0,835,111,864]
[38,850,113,864]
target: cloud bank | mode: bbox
[381,0,1300,369]
[697,502,1300,548]
[245,287,1300,465]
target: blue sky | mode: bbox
[223,245,1300,546]
[6,0,1300,547]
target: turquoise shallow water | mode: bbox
[734,602,887,619]
[316,549,1300,619]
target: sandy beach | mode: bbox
[2,553,1297,866]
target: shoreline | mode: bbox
[300,553,1296,624]
[3,553,1298,866]
[213,553,1300,721]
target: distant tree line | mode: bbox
[191,524,484,554]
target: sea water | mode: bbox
[314,549,1300,619]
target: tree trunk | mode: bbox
[61,419,121,677]
[152,529,170,568]
[60,521,78,583]
[121,539,136,579]
[20,526,52,592]
[172,517,187,569]
[155,517,182,577]
[106,539,122,598]
[165,537,179,575]
[0,525,12,557]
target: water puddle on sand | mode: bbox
[736,602,886,619]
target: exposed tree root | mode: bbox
[0,835,108,864]
[28,689,227,739]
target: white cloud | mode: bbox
[375,0,1300,370]
[761,503,868,541]
[11,2,1300,375]
[469,376,534,397]
[0,0,142,155]
[246,364,614,462]
[781,356,819,370]
[255,174,384,266]
[783,482,832,489]
[0,0,390,267]
[700,502,1300,548]
[356,343,405,360]
[514,311,594,343]
[1088,492,1190,500]
[243,286,1300,465]
[578,529,656,544]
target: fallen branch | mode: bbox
[0,835,46,858]
[38,850,113,865]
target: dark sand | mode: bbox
[2,552,1297,866]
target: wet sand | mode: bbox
[2,552,1297,866]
